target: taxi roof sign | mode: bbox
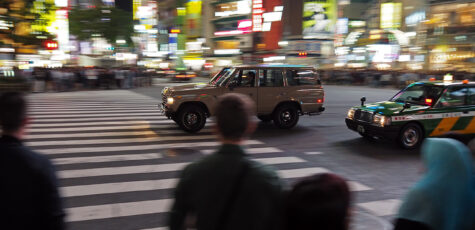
[443,73,453,82]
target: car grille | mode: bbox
[354,110,373,123]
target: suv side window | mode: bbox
[439,86,468,107]
[259,69,284,87]
[286,69,320,86]
[229,69,257,87]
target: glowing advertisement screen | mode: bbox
[302,0,337,36]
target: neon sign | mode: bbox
[252,0,263,32]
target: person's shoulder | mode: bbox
[3,144,53,171]
[246,159,281,182]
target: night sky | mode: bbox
[115,0,132,12]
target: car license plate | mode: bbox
[357,125,365,133]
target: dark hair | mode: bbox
[0,92,27,133]
[285,173,351,230]
[214,93,255,141]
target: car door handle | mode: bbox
[463,110,469,114]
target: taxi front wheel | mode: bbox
[398,123,423,149]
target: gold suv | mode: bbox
[160,65,325,132]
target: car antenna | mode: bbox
[360,97,366,107]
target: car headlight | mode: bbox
[167,97,174,105]
[373,114,391,127]
[347,108,355,119]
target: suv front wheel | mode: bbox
[273,104,300,129]
[177,105,206,133]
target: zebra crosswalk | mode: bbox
[25,90,398,230]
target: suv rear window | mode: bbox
[286,69,320,86]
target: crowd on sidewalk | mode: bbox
[28,67,152,93]
[1,91,475,230]
[321,69,475,88]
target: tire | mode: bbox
[258,115,272,122]
[177,105,206,133]
[398,123,423,149]
[273,104,300,129]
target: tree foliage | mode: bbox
[69,7,134,45]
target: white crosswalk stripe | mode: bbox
[24,90,391,229]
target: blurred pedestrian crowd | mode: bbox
[26,67,152,92]
[321,69,475,88]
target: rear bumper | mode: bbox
[345,118,400,140]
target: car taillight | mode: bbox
[425,98,433,106]
[317,99,323,103]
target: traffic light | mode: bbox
[298,52,307,57]
[44,41,58,50]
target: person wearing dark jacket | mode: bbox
[168,93,283,230]
[0,92,66,230]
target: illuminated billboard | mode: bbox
[186,0,202,37]
[302,0,337,36]
[380,3,402,29]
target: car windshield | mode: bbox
[209,68,234,86]
[390,84,444,106]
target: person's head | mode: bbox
[0,92,29,137]
[213,93,256,143]
[421,138,473,179]
[286,173,351,230]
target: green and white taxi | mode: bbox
[346,78,475,149]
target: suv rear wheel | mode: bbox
[273,104,299,129]
[177,105,206,133]
[398,123,423,149]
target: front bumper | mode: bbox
[345,118,400,140]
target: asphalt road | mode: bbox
[133,80,423,222]
[24,80,424,230]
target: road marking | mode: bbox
[58,154,292,179]
[358,199,402,217]
[61,179,178,197]
[66,199,172,222]
[279,167,329,179]
[201,147,283,155]
[348,181,372,192]
[28,122,190,132]
[28,120,214,133]
[27,135,216,147]
[29,107,159,112]
[29,120,165,128]
[61,157,306,197]
[32,112,162,119]
[41,140,262,155]
[30,116,172,123]
[305,151,323,155]
[29,109,160,115]
[25,129,212,139]
[53,153,163,165]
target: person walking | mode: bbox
[168,93,283,230]
[0,92,66,229]
[394,138,475,230]
[285,173,352,230]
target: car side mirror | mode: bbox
[403,102,411,109]
[360,97,366,106]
